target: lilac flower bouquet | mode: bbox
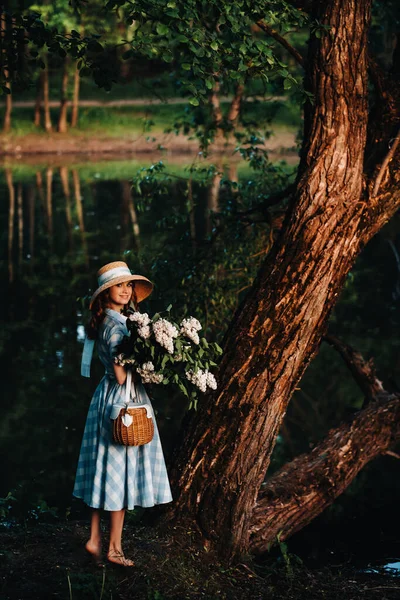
[115,306,222,409]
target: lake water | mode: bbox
[0,151,275,517]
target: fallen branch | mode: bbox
[249,392,400,554]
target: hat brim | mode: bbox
[89,274,153,309]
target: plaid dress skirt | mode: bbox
[73,312,173,511]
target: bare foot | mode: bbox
[85,540,103,566]
[107,550,135,567]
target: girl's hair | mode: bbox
[86,283,139,340]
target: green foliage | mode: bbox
[0,486,58,523]
[275,531,303,578]
[0,491,17,521]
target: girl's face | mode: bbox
[107,281,133,311]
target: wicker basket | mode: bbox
[113,406,154,446]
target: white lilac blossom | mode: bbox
[128,312,151,327]
[137,325,151,339]
[152,318,178,354]
[180,317,202,345]
[137,361,164,384]
[186,368,217,393]
[206,371,217,390]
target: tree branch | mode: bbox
[324,334,386,405]
[257,20,305,67]
[249,392,400,554]
[235,183,296,217]
[371,129,400,198]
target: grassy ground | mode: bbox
[0,518,399,600]
[1,100,301,138]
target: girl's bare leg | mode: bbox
[85,509,102,559]
[107,509,134,566]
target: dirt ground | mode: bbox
[0,520,399,600]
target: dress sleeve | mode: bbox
[105,323,127,360]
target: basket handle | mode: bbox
[124,369,137,405]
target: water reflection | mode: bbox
[0,155,239,514]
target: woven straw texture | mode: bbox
[113,407,154,446]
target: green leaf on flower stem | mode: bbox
[189,97,199,106]
[152,313,160,321]
[161,354,169,368]
[198,348,204,358]
[201,338,209,348]
[209,360,217,366]
[178,382,189,397]
[166,304,172,312]
[214,343,223,354]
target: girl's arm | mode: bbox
[112,363,138,385]
[113,363,127,385]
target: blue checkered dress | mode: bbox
[73,310,173,511]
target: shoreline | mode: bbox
[0,129,299,164]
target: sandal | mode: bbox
[107,550,135,567]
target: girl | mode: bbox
[73,261,173,567]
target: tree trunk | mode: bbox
[43,57,52,133]
[170,0,397,561]
[71,63,80,128]
[206,162,222,236]
[249,392,400,553]
[3,78,12,132]
[226,83,244,144]
[210,79,224,145]
[58,56,69,133]
[1,9,12,132]
[34,71,44,128]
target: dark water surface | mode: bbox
[1,154,399,571]
[0,153,258,516]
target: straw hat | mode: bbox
[89,261,153,309]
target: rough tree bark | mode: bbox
[171,0,400,561]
